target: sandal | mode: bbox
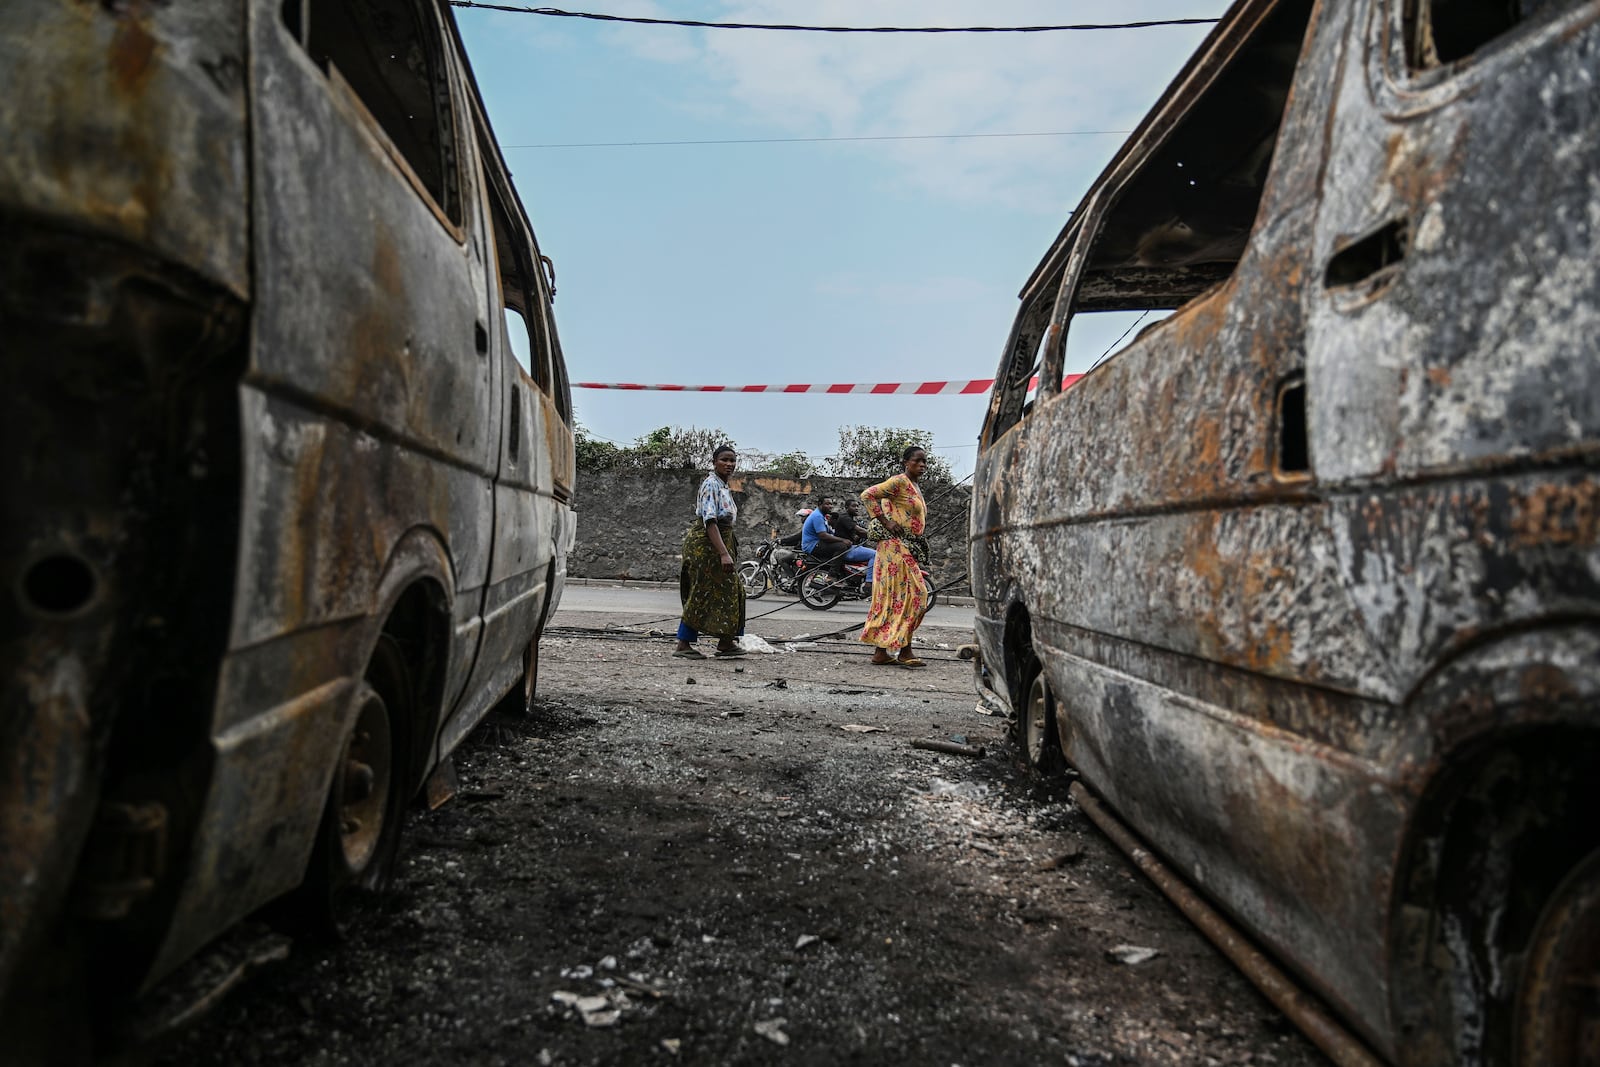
[896,656,926,669]
[714,646,747,658]
[673,648,706,659]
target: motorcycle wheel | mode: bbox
[740,561,768,600]
[799,568,844,610]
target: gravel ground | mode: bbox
[146,608,1325,1067]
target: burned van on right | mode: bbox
[971,1,1599,1064]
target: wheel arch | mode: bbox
[1001,599,1036,710]
[364,526,455,801]
[1386,625,1600,1066]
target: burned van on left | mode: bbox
[0,1,574,1053]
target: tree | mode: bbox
[574,422,621,471]
[625,425,732,470]
[826,425,952,484]
[747,450,815,480]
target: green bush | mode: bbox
[826,426,952,483]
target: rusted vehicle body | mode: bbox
[0,0,574,1047]
[971,0,1599,1063]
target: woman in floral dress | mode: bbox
[675,445,746,658]
[859,446,931,668]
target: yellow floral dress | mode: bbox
[859,474,928,650]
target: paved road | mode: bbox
[556,582,978,634]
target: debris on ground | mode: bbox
[155,611,1324,1067]
[911,738,986,759]
[1107,945,1162,966]
[1036,842,1086,870]
[753,1018,791,1046]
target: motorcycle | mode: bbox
[739,532,814,600]
[798,556,937,612]
[797,557,871,610]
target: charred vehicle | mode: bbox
[0,0,574,1050]
[971,0,1599,1063]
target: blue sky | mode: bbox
[456,1,1230,478]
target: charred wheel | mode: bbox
[1020,654,1064,776]
[294,634,412,935]
[1517,848,1600,1066]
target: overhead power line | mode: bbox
[503,128,1132,149]
[448,4,1222,34]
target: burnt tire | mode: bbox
[799,568,843,610]
[1019,654,1065,777]
[503,629,542,716]
[1516,848,1600,1066]
[291,634,412,937]
[740,561,769,600]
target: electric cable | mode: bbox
[449,4,1223,34]
[504,129,1131,149]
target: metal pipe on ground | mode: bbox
[911,738,986,758]
[1068,782,1383,1067]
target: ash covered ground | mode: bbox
[150,604,1323,1066]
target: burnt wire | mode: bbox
[449,4,1223,34]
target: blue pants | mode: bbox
[677,620,745,643]
[841,544,875,582]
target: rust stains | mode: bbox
[1510,481,1599,550]
[108,17,158,96]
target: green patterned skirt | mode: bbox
[680,521,745,638]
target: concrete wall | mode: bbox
[570,469,972,593]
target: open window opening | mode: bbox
[1403,0,1582,69]
[307,0,461,222]
[548,331,573,423]
[983,1,1313,449]
[983,291,1052,443]
[503,307,534,376]
[1062,310,1175,378]
[485,172,551,391]
[1064,1,1312,329]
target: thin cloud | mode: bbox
[592,0,1227,210]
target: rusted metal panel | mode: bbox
[973,0,1600,1062]
[3,0,577,1036]
[0,2,252,1015]
[0,3,250,298]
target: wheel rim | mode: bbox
[740,562,765,595]
[802,571,840,608]
[1519,851,1600,1066]
[1024,672,1051,767]
[337,689,393,875]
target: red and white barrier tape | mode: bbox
[575,374,1082,394]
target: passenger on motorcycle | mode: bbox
[802,498,875,582]
[833,499,867,545]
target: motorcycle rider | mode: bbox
[802,497,875,583]
[833,499,867,545]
